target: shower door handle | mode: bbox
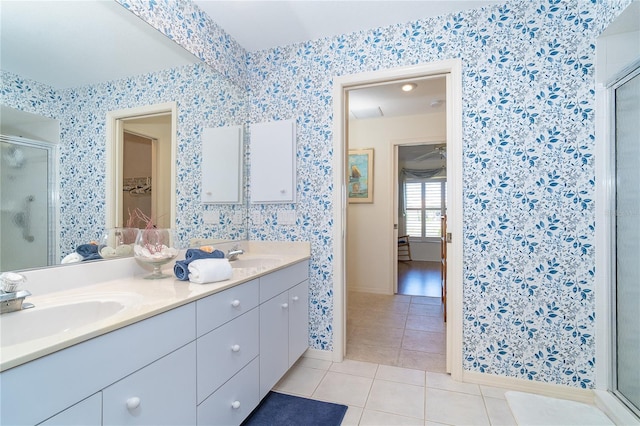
[14,195,35,242]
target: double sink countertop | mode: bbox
[0,241,310,372]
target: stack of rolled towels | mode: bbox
[61,243,102,264]
[174,247,233,284]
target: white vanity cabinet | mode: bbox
[259,261,310,398]
[1,303,196,426]
[1,259,310,426]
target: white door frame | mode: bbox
[332,59,463,379]
[105,102,177,229]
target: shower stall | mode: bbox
[0,135,56,271]
[611,63,640,418]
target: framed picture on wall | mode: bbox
[348,148,374,203]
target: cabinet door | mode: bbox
[40,393,101,426]
[103,342,196,426]
[249,120,296,203]
[259,292,289,398]
[201,125,243,204]
[288,280,309,366]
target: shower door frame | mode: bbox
[0,135,57,268]
[608,61,640,419]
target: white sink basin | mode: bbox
[0,293,141,347]
[229,257,280,269]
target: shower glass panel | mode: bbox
[0,137,55,271]
[614,67,640,417]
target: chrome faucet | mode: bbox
[227,246,244,261]
[0,272,33,314]
[0,289,34,314]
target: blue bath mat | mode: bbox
[242,391,348,426]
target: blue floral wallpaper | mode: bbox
[239,0,629,388]
[1,0,633,389]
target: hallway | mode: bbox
[346,292,445,372]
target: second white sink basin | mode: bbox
[0,293,141,347]
[229,257,280,270]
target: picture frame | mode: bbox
[348,148,374,203]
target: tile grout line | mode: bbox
[349,363,379,425]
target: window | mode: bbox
[405,180,446,238]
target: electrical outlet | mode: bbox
[203,211,219,224]
[278,210,296,225]
[251,210,261,223]
[232,211,244,225]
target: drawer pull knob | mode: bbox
[292,296,299,302]
[282,303,289,309]
[231,344,241,352]
[232,400,241,409]
[231,299,240,308]
[126,397,141,410]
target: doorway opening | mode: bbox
[121,130,154,227]
[106,102,176,230]
[332,60,463,378]
[395,143,447,298]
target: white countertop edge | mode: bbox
[0,241,310,372]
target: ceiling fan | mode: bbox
[413,145,446,161]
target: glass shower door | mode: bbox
[614,66,640,417]
[0,137,54,271]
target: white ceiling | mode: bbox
[194,1,501,53]
[348,75,446,118]
[195,1,499,119]
[0,1,199,89]
[1,1,498,117]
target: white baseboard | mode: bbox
[594,390,640,425]
[302,348,334,362]
[462,371,594,404]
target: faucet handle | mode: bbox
[0,272,26,293]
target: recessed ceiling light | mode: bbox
[401,83,417,92]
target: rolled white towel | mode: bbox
[188,258,233,284]
[61,252,83,264]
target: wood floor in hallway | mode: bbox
[397,260,442,297]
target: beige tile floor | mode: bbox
[273,358,518,425]
[346,291,447,372]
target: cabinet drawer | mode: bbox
[40,393,102,426]
[103,342,196,426]
[197,357,259,426]
[259,261,309,302]
[197,308,259,404]
[196,279,259,337]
